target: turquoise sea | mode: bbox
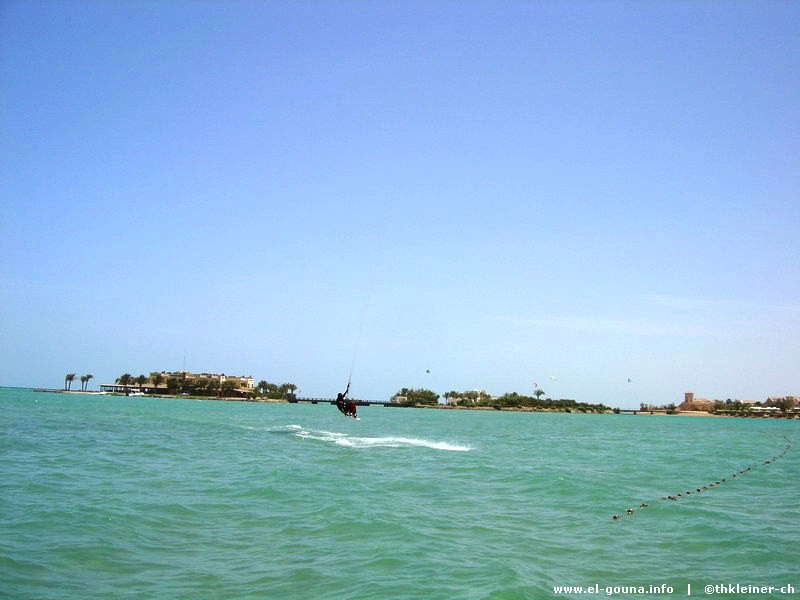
[1,388,798,599]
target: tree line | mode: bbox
[110,374,299,399]
[393,387,441,405]
[710,398,796,416]
[485,391,608,412]
[255,381,298,400]
[640,398,797,416]
[394,388,610,413]
[64,372,299,400]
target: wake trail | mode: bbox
[276,424,472,452]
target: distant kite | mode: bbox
[549,376,557,381]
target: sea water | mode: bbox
[1,388,797,599]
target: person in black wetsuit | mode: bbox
[335,382,357,418]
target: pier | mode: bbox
[292,397,393,407]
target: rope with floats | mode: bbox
[611,435,793,521]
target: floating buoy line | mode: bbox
[611,435,793,521]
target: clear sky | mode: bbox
[2,1,798,408]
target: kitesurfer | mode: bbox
[335,382,358,418]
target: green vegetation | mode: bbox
[444,390,492,404]
[393,388,440,405]
[115,373,134,388]
[107,373,297,399]
[638,402,678,414]
[166,376,182,395]
[399,388,610,413]
[65,372,94,391]
[711,398,797,417]
[64,373,76,391]
[79,374,93,391]
[771,396,797,415]
[151,372,164,391]
[162,376,251,398]
[255,380,297,400]
[490,392,609,413]
[711,399,749,415]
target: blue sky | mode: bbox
[2,1,798,408]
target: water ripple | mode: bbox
[1,389,797,599]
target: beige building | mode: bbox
[102,371,254,397]
[680,392,768,412]
[679,392,715,411]
[767,396,799,405]
[152,371,255,396]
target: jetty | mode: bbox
[291,397,393,407]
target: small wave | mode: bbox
[340,436,472,452]
[290,427,471,452]
[257,424,308,436]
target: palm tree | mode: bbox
[534,389,546,403]
[151,373,163,393]
[116,373,133,394]
[82,374,94,391]
[65,373,76,391]
[136,375,148,393]
[194,378,209,395]
[166,377,181,395]
[220,380,237,398]
[774,396,796,416]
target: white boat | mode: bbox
[128,390,145,397]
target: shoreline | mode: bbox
[32,389,289,403]
[26,389,798,419]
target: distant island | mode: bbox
[392,388,611,413]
